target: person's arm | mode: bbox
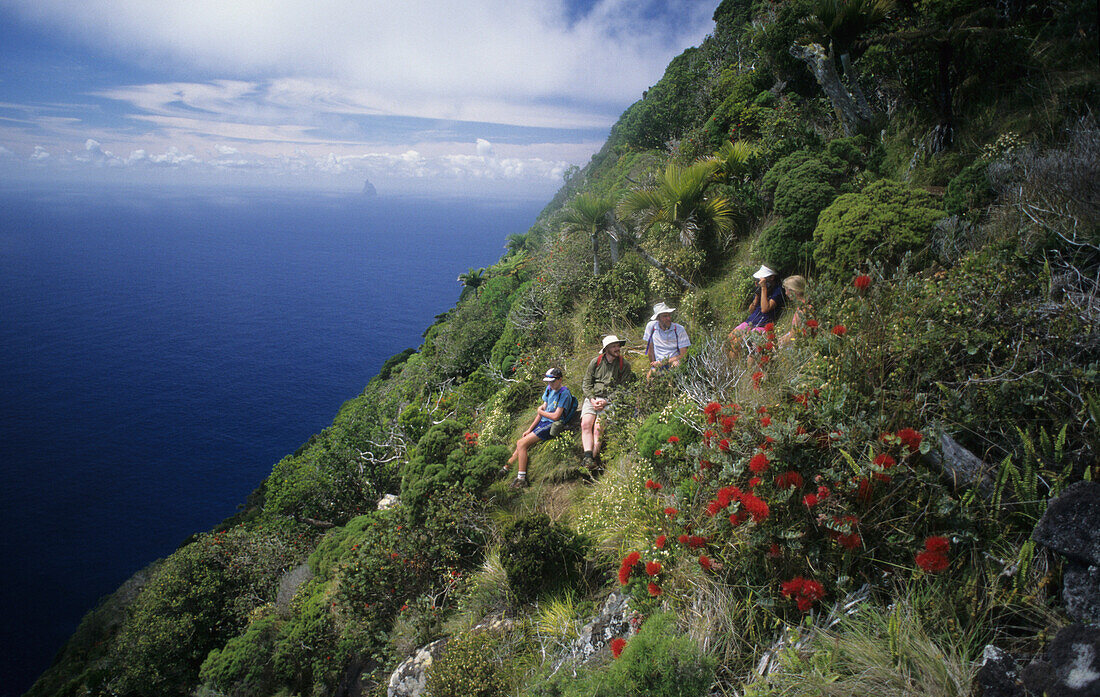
[759,280,778,313]
[582,359,596,399]
[523,409,542,434]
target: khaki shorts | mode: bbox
[581,397,611,417]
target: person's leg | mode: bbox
[513,431,542,477]
[591,416,604,459]
[581,413,596,453]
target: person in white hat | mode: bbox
[728,264,786,352]
[579,335,635,471]
[643,302,691,378]
[506,367,575,489]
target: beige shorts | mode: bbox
[581,397,611,417]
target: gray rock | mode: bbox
[976,645,1025,697]
[276,562,314,613]
[1034,481,1100,566]
[1064,562,1100,626]
[552,590,636,671]
[387,638,448,697]
[1022,624,1100,697]
[378,494,400,511]
[923,431,995,497]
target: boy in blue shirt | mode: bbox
[507,367,574,489]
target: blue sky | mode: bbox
[0,0,720,195]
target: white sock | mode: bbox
[516,472,526,479]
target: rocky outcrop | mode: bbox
[1033,481,1100,625]
[387,638,447,697]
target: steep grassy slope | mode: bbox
[28,1,1098,696]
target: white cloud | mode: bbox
[31,145,50,160]
[215,145,239,155]
[8,0,718,127]
[476,138,494,157]
[0,145,15,158]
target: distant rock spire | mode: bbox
[361,178,377,197]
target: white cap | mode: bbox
[752,264,778,279]
[542,367,563,382]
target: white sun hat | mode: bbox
[752,264,778,279]
[650,302,677,320]
[601,335,627,351]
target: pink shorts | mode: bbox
[734,322,767,333]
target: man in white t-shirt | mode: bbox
[643,302,690,379]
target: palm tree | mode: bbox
[618,160,735,249]
[560,193,617,276]
[794,0,896,135]
[457,267,486,299]
[704,139,759,184]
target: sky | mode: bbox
[0,0,721,196]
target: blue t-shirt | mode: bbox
[538,386,572,427]
[745,284,786,327]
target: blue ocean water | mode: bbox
[0,185,542,697]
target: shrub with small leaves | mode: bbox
[499,514,587,603]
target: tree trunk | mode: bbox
[929,40,955,153]
[591,231,601,276]
[608,234,620,265]
[839,52,873,123]
[790,43,870,136]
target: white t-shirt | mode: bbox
[643,320,691,360]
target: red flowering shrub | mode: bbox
[645,561,663,576]
[618,551,641,585]
[915,536,950,573]
[647,581,662,597]
[655,535,666,549]
[667,436,679,443]
[853,274,871,292]
[831,325,847,336]
[664,507,678,517]
[645,479,662,490]
[698,555,713,570]
[775,471,804,489]
[749,452,770,473]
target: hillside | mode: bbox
[27,1,1099,696]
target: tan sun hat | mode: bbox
[752,264,778,279]
[601,335,627,351]
[650,302,676,320]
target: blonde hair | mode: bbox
[783,275,807,298]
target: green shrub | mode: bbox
[813,179,945,277]
[266,429,380,524]
[636,410,699,482]
[499,514,587,603]
[755,218,812,275]
[401,420,507,521]
[611,48,710,150]
[944,160,994,217]
[584,253,650,333]
[426,631,509,697]
[399,403,431,443]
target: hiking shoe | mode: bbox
[581,453,595,469]
[500,464,510,477]
[509,477,529,489]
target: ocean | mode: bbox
[0,185,543,696]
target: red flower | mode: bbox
[806,319,819,329]
[645,561,662,576]
[764,322,775,332]
[688,535,707,549]
[645,479,662,490]
[677,534,690,545]
[916,550,949,573]
[749,452,770,473]
[760,416,772,427]
[752,371,764,389]
[698,555,713,570]
[740,492,770,522]
[706,500,723,517]
[857,477,873,502]
[873,453,896,468]
[667,435,679,443]
[766,543,782,558]
[729,511,748,527]
[748,476,762,488]
[655,535,666,549]
[720,415,738,433]
[654,449,663,457]
[664,507,679,517]
[775,471,804,489]
[718,438,730,452]
[610,637,627,658]
[817,485,830,499]
[897,427,923,452]
[758,405,768,414]
[647,581,662,596]
[781,576,825,612]
[717,485,741,507]
[831,325,847,336]
[853,274,871,291]
[704,402,722,423]
[838,532,862,550]
[618,551,641,584]
[803,494,819,508]
[924,536,950,553]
